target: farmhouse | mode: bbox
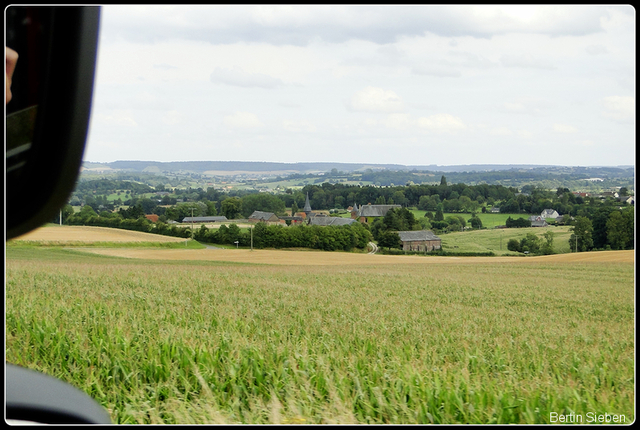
[540,209,560,219]
[618,195,634,205]
[145,214,159,223]
[182,216,228,224]
[397,230,441,252]
[531,220,548,227]
[249,211,280,225]
[351,203,401,223]
[595,191,619,199]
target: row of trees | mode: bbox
[569,206,634,252]
[74,178,633,224]
[192,222,373,252]
[64,205,192,239]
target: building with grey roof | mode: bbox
[248,211,280,224]
[530,220,548,227]
[540,209,560,219]
[351,204,401,223]
[397,230,441,252]
[182,216,228,223]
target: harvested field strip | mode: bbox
[13,225,186,243]
[76,248,634,266]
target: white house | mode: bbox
[540,209,559,219]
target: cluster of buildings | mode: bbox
[247,193,442,252]
[528,209,563,228]
[572,191,634,205]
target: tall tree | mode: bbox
[541,230,555,255]
[378,231,402,250]
[606,208,634,250]
[469,214,483,229]
[570,216,593,252]
[221,197,242,219]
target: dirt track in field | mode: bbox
[77,248,634,266]
[12,226,186,243]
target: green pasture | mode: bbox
[441,226,572,255]
[5,247,634,424]
[410,210,523,228]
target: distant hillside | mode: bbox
[82,160,633,175]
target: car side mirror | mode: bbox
[5,364,112,424]
[5,6,100,240]
[5,6,111,425]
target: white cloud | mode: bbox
[416,114,466,132]
[517,130,534,139]
[102,5,615,46]
[503,98,555,116]
[346,87,404,113]
[210,67,284,88]
[97,110,138,127]
[162,110,183,126]
[153,63,179,70]
[573,140,595,147]
[282,119,317,132]
[500,54,557,70]
[585,44,609,55]
[383,113,413,130]
[602,96,634,122]
[223,112,264,128]
[553,124,578,133]
[412,66,461,78]
[490,127,512,136]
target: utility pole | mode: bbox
[187,207,195,247]
[191,207,195,235]
[60,209,62,226]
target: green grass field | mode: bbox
[5,246,634,424]
[409,210,531,229]
[441,226,573,255]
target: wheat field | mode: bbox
[14,225,187,243]
[5,228,635,424]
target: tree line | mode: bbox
[192,222,373,252]
[73,177,631,221]
[64,177,634,252]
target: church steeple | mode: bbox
[303,192,312,215]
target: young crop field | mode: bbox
[5,226,635,424]
[6,244,634,424]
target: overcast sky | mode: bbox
[84,5,635,167]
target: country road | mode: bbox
[368,242,379,254]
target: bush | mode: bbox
[507,238,521,252]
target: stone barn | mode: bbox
[397,230,442,252]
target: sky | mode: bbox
[84,5,635,167]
